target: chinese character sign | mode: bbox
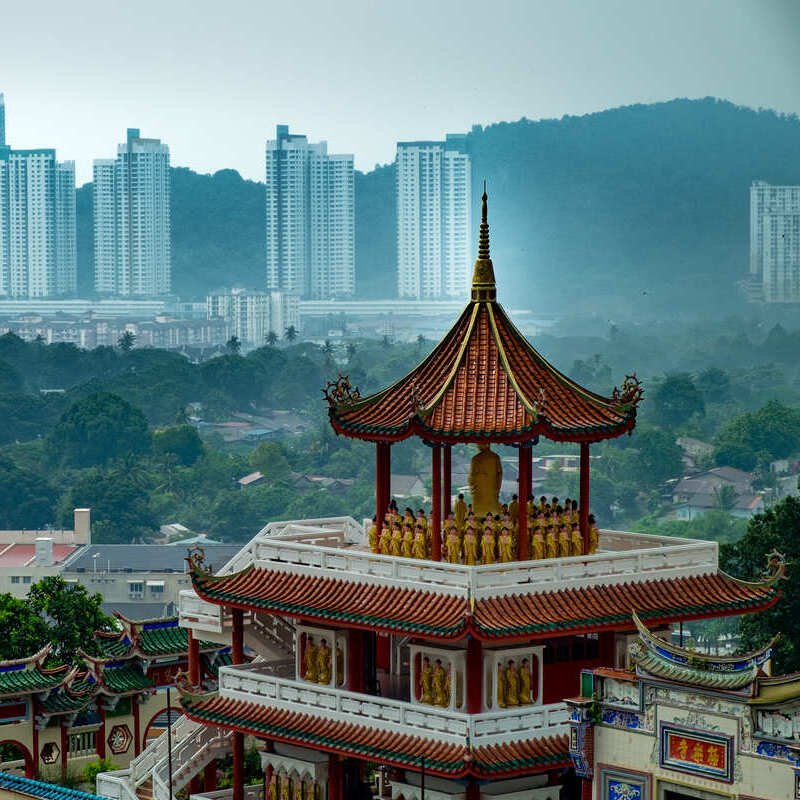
[660,724,733,782]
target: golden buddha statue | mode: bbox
[497,663,506,708]
[463,530,478,565]
[433,660,449,707]
[304,636,318,683]
[280,776,289,800]
[498,528,514,563]
[519,657,532,704]
[504,660,519,707]
[412,528,427,560]
[420,657,434,704]
[335,642,344,686]
[317,639,332,685]
[454,493,468,528]
[303,781,314,800]
[268,776,277,800]
[468,443,502,517]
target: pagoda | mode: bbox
[170,193,781,800]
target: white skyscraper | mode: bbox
[94,128,171,296]
[265,125,354,300]
[207,287,299,349]
[0,93,5,147]
[396,135,471,300]
[750,181,800,303]
[0,142,76,298]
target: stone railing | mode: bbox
[217,664,568,746]
[190,786,263,800]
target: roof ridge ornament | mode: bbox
[471,182,496,302]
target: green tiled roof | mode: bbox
[97,638,131,657]
[38,692,94,714]
[202,652,233,677]
[0,772,105,800]
[635,649,756,690]
[98,623,217,658]
[0,668,64,697]
[103,665,154,694]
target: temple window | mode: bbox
[483,645,543,711]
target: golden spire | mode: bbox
[471,182,496,302]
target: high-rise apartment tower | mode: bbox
[396,135,471,300]
[0,97,76,298]
[265,125,354,300]
[93,128,171,296]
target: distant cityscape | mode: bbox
[0,90,799,355]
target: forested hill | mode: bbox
[76,99,800,316]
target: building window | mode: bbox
[10,576,20,584]
[22,576,31,585]
[128,581,144,598]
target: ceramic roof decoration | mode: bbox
[326,191,643,445]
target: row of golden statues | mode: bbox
[267,774,319,800]
[418,657,456,707]
[301,636,344,687]
[368,496,600,565]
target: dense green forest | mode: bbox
[76,99,800,318]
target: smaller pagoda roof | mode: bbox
[189,563,780,643]
[326,192,643,445]
[78,652,155,697]
[96,614,218,659]
[0,645,70,698]
[0,773,105,800]
[630,612,777,692]
[179,690,569,780]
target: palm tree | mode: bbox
[226,335,242,355]
[118,331,136,352]
[285,325,298,343]
[265,331,279,347]
[415,333,426,354]
[346,342,357,362]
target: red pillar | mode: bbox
[189,776,202,795]
[232,608,244,665]
[465,780,481,800]
[60,723,68,779]
[443,445,452,516]
[188,630,200,686]
[327,754,343,800]
[348,629,365,693]
[96,705,107,758]
[580,442,591,553]
[517,445,531,560]
[431,444,442,561]
[466,637,483,714]
[203,761,218,792]
[376,442,391,526]
[232,731,245,800]
[133,697,141,755]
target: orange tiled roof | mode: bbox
[180,692,570,778]
[190,565,778,642]
[326,192,642,444]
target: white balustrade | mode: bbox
[190,785,263,800]
[217,665,568,747]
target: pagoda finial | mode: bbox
[471,181,496,301]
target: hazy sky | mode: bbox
[2,0,799,185]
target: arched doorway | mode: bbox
[143,706,182,749]
[0,740,34,778]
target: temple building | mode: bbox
[567,602,797,800]
[96,192,783,800]
[0,615,227,784]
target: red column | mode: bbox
[431,445,442,561]
[189,776,202,795]
[60,723,68,779]
[465,780,481,800]
[203,761,217,792]
[348,629,364,693]
[188,631,200,686]
[232,608,244,665]
[376,442,392,527]
[96,705,107,758]
[580,442,591,553]
[466,637,483,714]
[31,717,39,776]
[517,445,531,560]
[327,754,343,800]
[232,731,245,800]
[443,445,452,516]
[133,697,141,756]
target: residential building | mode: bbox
[0,92,5,147]
[265,125,354,300]
[0,117,76,297]
[749,180,800,303]
[396,134,471,299]
[206,287,299,348]
[671,466,764,519]
[94,128,171,296]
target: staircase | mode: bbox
[96,716,231,800]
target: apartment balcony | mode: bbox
[217,662,569,748]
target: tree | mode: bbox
[714,483,737,512]
[284,325,298,343]
[48,393,152,468]
[720,496,800,672]
[26,577,114,662]
[265,331,279,347]
[0,457,57,529]
[0,593,48,661]
[696,367,731,404]
[117,331,136,352]
[249,441,291,483]
[154,425,204,466]
[651,373,705,428]
[346,342,357,362]
[226,335,242,355]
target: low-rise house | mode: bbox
[672,467,763,519]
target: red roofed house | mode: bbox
[99,194,782,800]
